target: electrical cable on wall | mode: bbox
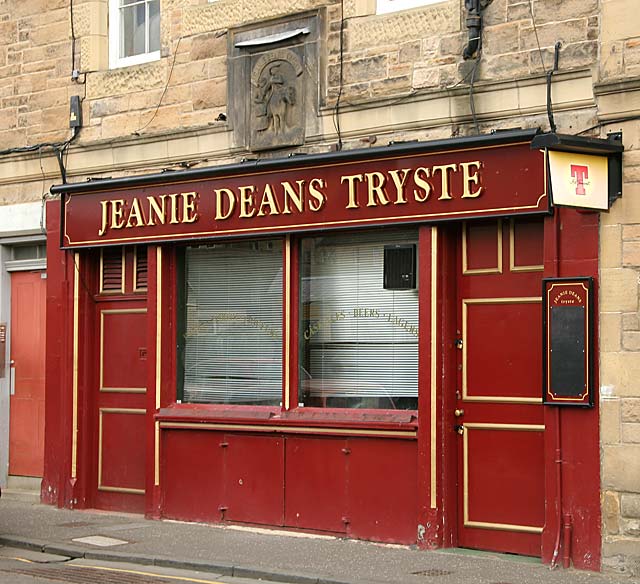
[578,115,640,136]
[528,0,560,133]
[70,0,79,79]
[332,0,345,151]
[462,0,489,135]
[133,36,184,135]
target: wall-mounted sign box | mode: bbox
[548,150,609,210]
[542,277,594,407]
[532,132,624,211]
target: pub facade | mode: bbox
[46,128,607,567]
[1,0,639,577]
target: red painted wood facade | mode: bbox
[42,134,602,570]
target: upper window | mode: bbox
[109,0,160,69]
[376,0,442,15]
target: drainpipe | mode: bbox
[550,407,563,568]
[463,0,488,60]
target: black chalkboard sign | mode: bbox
[543,278,593,406]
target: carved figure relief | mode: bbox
[250,49,305,151]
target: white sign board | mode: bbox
[548,151,609,211]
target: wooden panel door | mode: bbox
[456,218,545,557]
[93,247,148,513]
[9,271,47,477]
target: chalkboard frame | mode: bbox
[542,277,594,407]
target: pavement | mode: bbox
[0,496,636,584]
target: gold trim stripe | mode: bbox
[284,236,291,410]
[98,486,145,494]
[66,198,548,248]
[463,422,544,534]
[100,387,147,394]
[159,422,417,438]
[464,521,543,534]
[72,253,80,479]
[98,408,146,494]
[156,247,162,411]
[464,422,545,431]
[430,226,437,509]
[155,247,162,486]
[155,421,160,486]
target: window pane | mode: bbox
[148,0,160,52]
[12,244,40,261]
[182,240,283,406]
[120,3,147,58]
[299,229,419,410]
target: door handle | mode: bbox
[454,408,464,417]
[9,361,15,396]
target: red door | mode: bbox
[9,270,47,477]
[455,218,545,556]
[92,247,148,513]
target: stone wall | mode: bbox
[0,0,603,156]
[0,0,76,151]
[597,0,640,577]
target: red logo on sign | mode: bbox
[570,164,589,196]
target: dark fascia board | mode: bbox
[531,132,624,155]
[50,128,541,196]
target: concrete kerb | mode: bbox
[0,535,352,584]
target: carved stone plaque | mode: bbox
[250,49,305,151]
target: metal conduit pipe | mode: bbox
[463,0,491,60]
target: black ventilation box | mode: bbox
[383,244,416,290]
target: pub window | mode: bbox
[299,229,419,410]
[178,239,283,405]
[109,0,160,69]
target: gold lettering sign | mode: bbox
[96,159,486,237]
[99,192,200,237]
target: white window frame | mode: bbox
[109,0,160,69]
[376,0,443,15]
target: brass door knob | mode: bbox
[454,409,464,417]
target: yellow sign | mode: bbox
[548,151,608,210]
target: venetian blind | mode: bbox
[300,229,419,409]
[101,247,123,293]
[182,240,283,405]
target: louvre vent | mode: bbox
[101,247,123,293]
[135,246,148,291]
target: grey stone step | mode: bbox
[2,476,41,503]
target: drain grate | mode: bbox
[411,568,453,577]
[6,565,180,584]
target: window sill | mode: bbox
[156,404,418,438]
[109,50,161,70]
